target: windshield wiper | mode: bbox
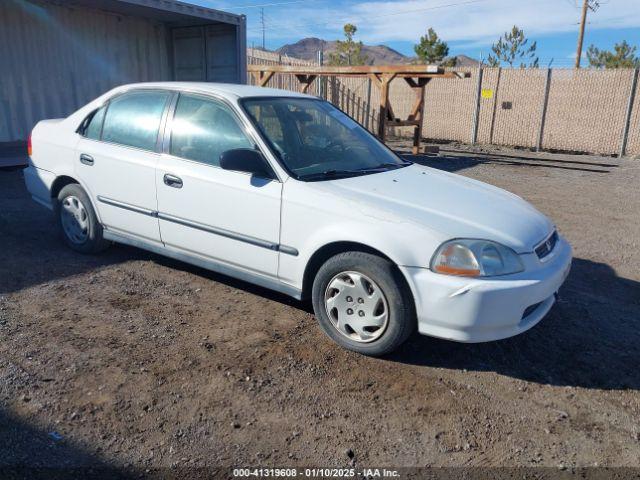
[300,161,412,181]
[356,162,412,173]
[299,169,365,181]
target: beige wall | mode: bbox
[542,69,634,154]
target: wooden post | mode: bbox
[304,75,317,93]
[404,77,429,154]
[378,75,389,141]
[372,73,396,142]
[253,69,275,87]
[295,74,317,93]
[414,79,427,154]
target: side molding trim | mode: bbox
[96,196,298,256]
[97,195,156,217]
[157,211,277,251]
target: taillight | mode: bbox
[27,133,33,157]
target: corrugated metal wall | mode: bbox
[0,0,173,142]
[173,24,243,83]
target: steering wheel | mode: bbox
[324,139,345,152]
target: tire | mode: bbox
[311,251,416,356]
[55,183,109,254]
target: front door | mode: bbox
[75,90,172,243]
[156,93,282,277]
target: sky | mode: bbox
[195,0,640,66]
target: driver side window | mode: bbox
[245,103,286,153]
[170,94,253,167]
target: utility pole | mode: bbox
[575,0,599,68]
[260,7,265,50]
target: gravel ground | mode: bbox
[1,142,639,476]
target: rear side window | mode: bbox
[84,106,106,140]
[102,91,171,151]
[170,94,252,166]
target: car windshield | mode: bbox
[241,97,410,181]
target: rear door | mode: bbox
[155,93,282,277]
[75,90,172,243]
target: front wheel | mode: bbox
[311,252,416,356]
[55,183,109,254]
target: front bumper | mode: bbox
[400,235,572,342]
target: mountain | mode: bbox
[453,54,481,67]
[274,37,480,67]
[276,37,410,65]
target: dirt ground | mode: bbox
[1,142,639,476]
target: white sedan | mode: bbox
[24,82,572,356]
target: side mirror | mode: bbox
[219,148,274,179]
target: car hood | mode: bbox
[314,164,553,253]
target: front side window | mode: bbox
[170,94,253,166]
[101,90,171,151]
[242,98,408,181]
[244,103,285,153]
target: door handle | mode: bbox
[163,173,183,189]
[80,154,94,166]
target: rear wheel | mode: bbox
[56,184,109,254]
[311,252,415,356]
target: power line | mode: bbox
[246,0,486,33]
[225,0,309,9]
[581,15,639,26]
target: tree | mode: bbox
[487,25,539,68]
[587,41,640,68]
[328,24,369,66]
[414,28,455,66]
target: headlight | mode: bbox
[431,239,524,277]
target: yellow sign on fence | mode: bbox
[481,88,494,99]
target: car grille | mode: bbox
[535,230,558,260]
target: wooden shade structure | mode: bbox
[247,64,470,154]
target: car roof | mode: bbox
[117,82,315,101]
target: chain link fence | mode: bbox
[247,49,640,157]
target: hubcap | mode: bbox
[324,271,389,343]
[61,195,89,244]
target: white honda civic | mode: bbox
[24,82,572,356]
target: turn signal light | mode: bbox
[432,243,481,277]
